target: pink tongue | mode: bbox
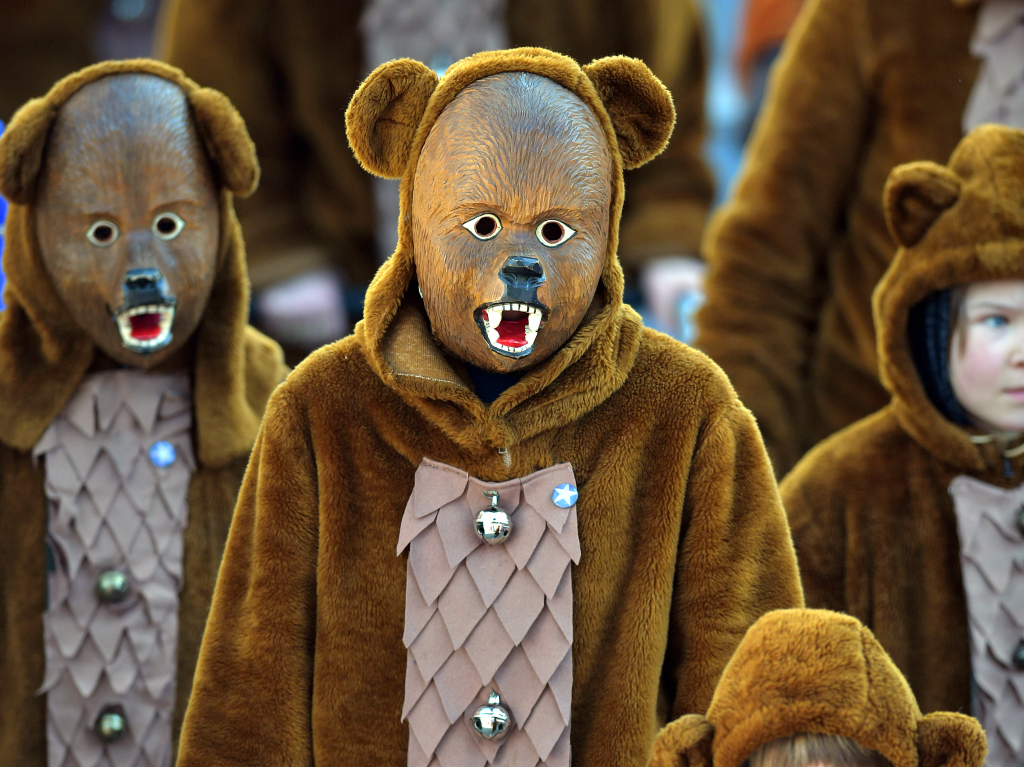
[496,310,529,348]
[129,313,162,340]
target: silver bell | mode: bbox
[95,569,130,604]
[472,691,511,741]
[94,704,127,743]
[475,491,511,545]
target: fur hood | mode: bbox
[0,58,284,468]
[874,123,1024,473]
[344,47,675,449]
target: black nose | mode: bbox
[121,267,175,309]
[124,267,162,292]
[501,256,544,280]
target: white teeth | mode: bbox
[528,312,541,332]
[114,304,175,352]
[480,303,546,355]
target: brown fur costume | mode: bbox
[695,0,984,476]
[175,48,802,767]
[155,0,713,289]
[0,59,288,765]
[780,125,1024,714]
[648,609,987,767]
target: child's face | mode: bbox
[950,280,1024,432]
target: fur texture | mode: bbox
[695,0,982,475]
[780,125,1024,713]
[649,610,987,767]
[175,48,802,767]
[0,59,287,766]
[157,0,714,287]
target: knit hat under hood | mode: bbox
[874,123,1024,472]
[344,48,676,451]
[649,609,986,767]
[0,59,285,468]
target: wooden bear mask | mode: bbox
[35,73,220,369]
[347,49,677,377]
[414,72,612,373]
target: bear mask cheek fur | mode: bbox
[34,74,220,369]
[411,72,612,374]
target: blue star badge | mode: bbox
[149,440,176,468]
[551,483,578,508]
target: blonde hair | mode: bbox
[746,734,893,767]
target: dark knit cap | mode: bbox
[906,290,973,427]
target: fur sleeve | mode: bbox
[176,386,319,766]
[666,400,804,718]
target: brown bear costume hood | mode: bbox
[875,123,1024,474]
[0,58,284,469]
[0,59,287,766]
[649,609,987,767]
[780,124,1024,720]
[175,48,801,767]
[347,47,674,445]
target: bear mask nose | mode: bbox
[499,256,545,287]
[120,267,176,309]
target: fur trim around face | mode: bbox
[874,124,1024,470]
[650,610,987,767]
[0,59,283,467]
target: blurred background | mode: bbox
[0,0,801,351]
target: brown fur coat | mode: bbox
[0,59,287,765]
[175,49,802,767]
[696,0,984,476]
[649,610,987,767]
[155,0,713,289]
[780,125,1024,715]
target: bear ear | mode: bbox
[346,59,439,179]
[917,712,987,767]
[650,714,715,767]
[0,96,60,204]
[188,87,261,198]
[883,161,961,248]
[583,56,675,170]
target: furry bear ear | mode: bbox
[0,96,60,204]
[917,712,987,767]
[346,59,439,179]
[582,56,675,170]
[188,87,261,198]
[650,714,715,767]
[884,161,961,248]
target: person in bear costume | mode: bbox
[0,59,287,766]
[648,609,986,767]
[695,0,1024,476]
[781,125,1024,762]
[175,48,803,767]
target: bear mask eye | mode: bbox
[86,220,120,247]
[463,214,501,240]
[153,212,186,241]
[536,219,576,247]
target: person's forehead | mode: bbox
[964,279,1024,303]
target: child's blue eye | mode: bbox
[983,315,1009,328]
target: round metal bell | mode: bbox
[94,704,127,743]
[472,691,511,741]
[475,491,511,545]
[95,569,130,604]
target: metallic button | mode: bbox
[1013,639,1024,671]
[472,691,511,741]
[95,570,130,604]
[475,491,511,545]
[551,483,577,508]
[94,704,127,743]
[149,440,176,468]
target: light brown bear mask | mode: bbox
[35,73,220,367]
[347,48,675,375]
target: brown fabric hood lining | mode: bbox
[0,58,278,468]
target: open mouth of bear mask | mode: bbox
[111,268,178,353]
[476,302,547,357]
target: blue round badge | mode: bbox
[551,484,578,508]
[149,440,176,468]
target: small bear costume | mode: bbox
[648,609,987,767]
[781,125,1024,755]
[0,60,287,766]
[175,48,803,767]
